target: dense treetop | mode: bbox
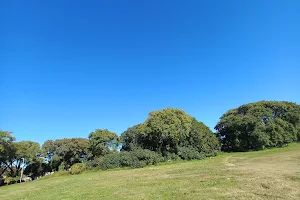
[121,108,220,157]
[215,101,300,151]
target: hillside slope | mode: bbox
[1,143,300,200]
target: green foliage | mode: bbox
[215,101,300,151]
[88,129,119,158]
[70,163,87,175]
[177,147,205,160]
[0,132,43,178]
[24,160,51,177]
[4,177,19,185]
[15,141,41,163]
[100,149,163,170]
[0,131,16,176]
[86,157,102,170]
[120,124,142,151]
[42,138,89,170]
[130,149,164,165]
[58,162,66,171]
[141,108,193,154]
[164,152,182,161]
[186,119,221,156]
[100,153,122,169]
[120,108,221,159]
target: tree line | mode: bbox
[1,101,299,185]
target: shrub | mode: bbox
[100,149,163,170]
[4,177,19,185]
[164,152,182,161]
[178,147,205,160]
[131,149,164,165]
[100,153,121,170]
[86,157,102,170]
[58,162,66,171]
[70,163,87,175]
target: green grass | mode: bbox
[1,143,300,200]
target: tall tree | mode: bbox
[120,108,221,157]
[0,131,16,176]
[141,108,193,154]
[88,129,119,158]
[12,141,42,176]
[1,132,42,177]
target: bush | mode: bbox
[70,163,87,175]
[178,147,205,160]
[86,157,102,170]
[100,149,163,170]
[100,153,121,170]
[131,149,164,165]
[164,152,182,161]
[58,162,66,171]
[4,177,19,185]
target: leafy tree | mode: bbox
[140,108,193,155]
[42,140,56,161]
[15,141,41,164]
[12,141,42,177]
[120,124,143,151]
[215,101,300,151]
[120,108,220,158]
[186,119,221,156]
[42,138,89,170]
[88,129,119,158]
[0,131,16,176]
[24,160,51,178]
[0,132,43,177]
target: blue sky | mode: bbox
[1,0,300,144]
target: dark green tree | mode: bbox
[42,138,89,170]
[120,124,143,151]
[120,108,220,158]
[215,101,300,151]
[0,131,16,176]
[140,108,193,154]
[88,129,119,158]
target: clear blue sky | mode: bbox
[1,0,300,144]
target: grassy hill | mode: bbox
[1,143,300,200]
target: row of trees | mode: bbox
[1,101,299,182]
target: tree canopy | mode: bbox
[42,138,89,170]
[215,101,300,151]
[88,129,119,158]
[121,108,220,158]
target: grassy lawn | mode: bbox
[1,143,300,200]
